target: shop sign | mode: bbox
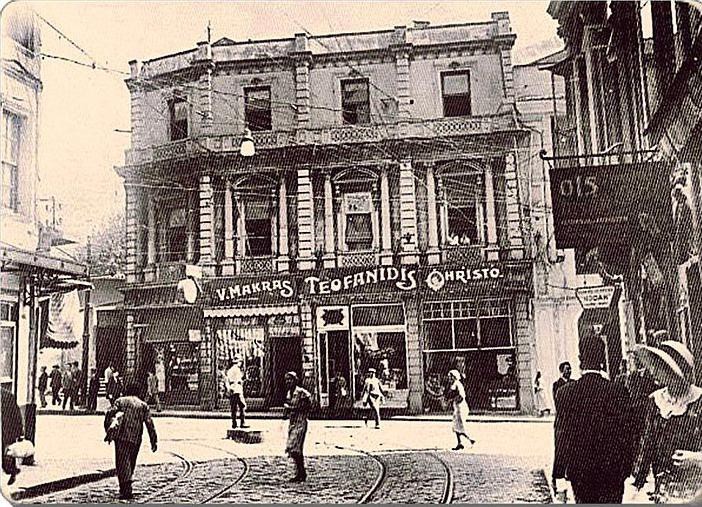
[188,329,202,342]
[576,285,616,309]
[549,162,672,249]
[302,266,417,295]
[210,275,296,305]
[316,306,350,331]
[423,266,503,292]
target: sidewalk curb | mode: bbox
[10,468,116,501]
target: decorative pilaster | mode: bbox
[194,41,214,135]
[391,27,412,135]
[300,301,317,399]
[278,175,290,272]
[292,33,312,142]
[504,153,525,259]
[144,193,157,282]
[222,181,235,275]
[186,189,197,263]
[322,171,336,268]
[485,162,499,261]
[235,198,246,273]
[425,163,440,265]
[125,183,139,283]
[198,174,215,275]
[380,164,393,265]
[199,319,215,410]
[126,314,136,376]
[127,61,145,150]
[492,12,515,103]
[399,159,419,264]
[297,168,316,270]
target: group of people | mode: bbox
[36,362,100,411]
[551,333,702,503]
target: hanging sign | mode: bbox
[575,285,617,309]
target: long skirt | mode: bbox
[452,401,469,434]
[286,419,308,455]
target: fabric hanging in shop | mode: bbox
[40,291,80,349]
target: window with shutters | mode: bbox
[341,78,370,125]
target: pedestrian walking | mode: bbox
[225,356,248,429]
[72,362,83,406]
[146,370,162,412]
[50,365,62,406]
[1,387,23,485]
[534,371,550,416]
[61,364,75,411]
[552,334,634,503]
[87,368,99,411]
[632,340,702,502]
[445,370,475,450]
[107,371,123,406]
[283,371,311,482]
[551,361,573,404]
[37,366,48,408]
[104,382,158,500]
[361,368,384,429]
[626,354,657,468]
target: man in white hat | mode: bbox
[225,356,248,429]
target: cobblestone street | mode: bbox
[8,416,554,504]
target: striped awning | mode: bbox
[204,305,298,318]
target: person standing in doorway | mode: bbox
[225,356,248,429]
[146,370,162,413]
[284,371,312,482]
[552,334,634,503]
[50,365,62,406]
[87,368,99,411]
[446,370,475,450]
[37,366,48,408]
[104,382,158,500]
[361,368,385,429]
[62,363,75,411]
[552,362,573,404]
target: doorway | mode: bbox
[326,331,351,408]
[270,337,302,406]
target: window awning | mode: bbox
[0,245,89,296]
[204,305,298,318]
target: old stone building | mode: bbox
[117,12,544,414]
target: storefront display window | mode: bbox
[146,341,200,405]
[215,317,266,398]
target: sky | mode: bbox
[3,0,561,243]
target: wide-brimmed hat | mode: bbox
[634,340,695,383]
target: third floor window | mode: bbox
[169,97,188,141]
[441,70,472,117]
[341,78,370,125]
[244,86,272,131]
[2,112,21,212]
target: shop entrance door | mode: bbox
[270,337,302,406]
[326,331,351,409]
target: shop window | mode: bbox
[480,318,512,348]
[344,192,375,251]
[441,70,471,117]
[353,330,408,398]
[167,208,187,262]
[169,97,188,141]
[353,304,404,327]
[0,301,17,387]
[215,319,266,398]
[454,319,479,348]
[439,171,484,246]
[423,320,453,350]
[244,86,272,131]
[341,78,370,125]
[2,112,20,212]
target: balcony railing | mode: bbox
[141,262,187,284]
[440,245,485,265]
[237,256,275,274]
[338,251,379,268]
[124,113,520,166]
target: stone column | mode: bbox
[125,183,139,283]
[485,162,499,261]
[297,168,316,270]
[380,164,393,265]
[186,189,197,263]
[322,171,336,268]
[222,181,235,275]
[125,314,136,377]
[399,159,419,264]
[127,61,145,150]
[198,174,215,275]
[291,33,312,144]
[492,12,515,104]
[144,193,157,282]
[278,175,290,272]
[199,319,215,411]
[425,163,440,265]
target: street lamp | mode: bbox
[240,128,255,157]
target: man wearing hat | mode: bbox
[225,356,248,429]
[552,333,634,503]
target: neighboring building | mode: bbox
[0,7,87,446]
[117,13,544,414]
[546,1,702,377]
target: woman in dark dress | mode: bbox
[633,340,702,502]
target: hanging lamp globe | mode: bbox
[240,128,255,157]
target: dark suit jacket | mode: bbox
[552,377,572,403]
[1,388,23,450]
[109,396,157,447]
[553,372,633,485]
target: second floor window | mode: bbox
[167,208,187,262]
[244,86,272,131]
[238,196,274,257]
[439,170,485,246]
[441,71,471,117]
[344,192,375,251]
[2,112,20,212]
[169,97,188,141]
[341,78,370,125]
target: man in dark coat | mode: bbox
[61,364,75,411]
[87,368,99,411]
[105,382,157,499]
[552,361,573,404]
[37,366,48,408]
[552,334,634,503]
[1,387,23,484]
[49,365,62,406]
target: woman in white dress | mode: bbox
[534,371,550,416]
[445,370,475,450]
